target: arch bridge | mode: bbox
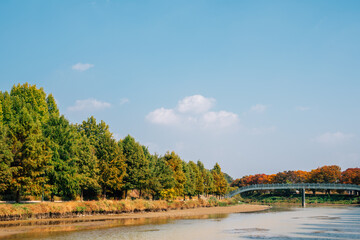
[226,183,360,207]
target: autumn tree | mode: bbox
[308,165,341,183]
[211,163,228,197]
[163,151,186,197]
[341,168,360,185]
[232,174,270,187]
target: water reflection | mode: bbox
[2,206,359,240]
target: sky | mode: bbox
[1,0,359,178]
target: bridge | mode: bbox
[226,183,360,207]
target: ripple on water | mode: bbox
[224,227,270,234]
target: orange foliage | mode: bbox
[231,174,270,187]
[308,165,341,183]
[341,168,360,185]
[231,165,360,187]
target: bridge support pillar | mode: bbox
[302,188,306,208]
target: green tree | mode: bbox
[10,83,49,122]
[79,117,126,199]
[0,84,53,201]
[44,115,81,200]
[0,113,12,193]
[189,161,204,198]
[1,92,14,125]
[146,149,175,200]
[223,172,234,185]
[75,131,100,200]
[40,88,100,201]
[46,94,60,116]
[121,135,150,198]
[197,161,214,196]
[0,96,3,124]
[182,161,195,199]
[8,107,50,202]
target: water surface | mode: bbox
[6,206,360,240]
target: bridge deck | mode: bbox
[226,183,360,198]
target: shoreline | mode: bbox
[0,204,269,239]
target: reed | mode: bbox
[0,197,238,221]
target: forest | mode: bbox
[231,165,360,187]
[0,83,229,202]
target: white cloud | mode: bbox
[177,95,215,114]
[313,132,353,145]
[68,98,111,112]
[296,106,310,111]
[202,111,239,128]
[72,62,94,71]
[146,108,180,125]
[250,104,267,113]
[146,95,239,130]
[119,98,130,105]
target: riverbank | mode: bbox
[0,198,241,221]
[0,204,269,239]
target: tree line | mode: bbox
[231,165,360,188]
[0,83,229,202]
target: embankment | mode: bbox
[0,198,259,221]
[0,200,270,239]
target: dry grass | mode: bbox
[0,197,237,221]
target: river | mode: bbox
[5,206,360,240]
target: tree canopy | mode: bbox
[0,83,230,201]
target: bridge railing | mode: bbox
[226,183,360,198]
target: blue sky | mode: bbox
[1,0,359,178]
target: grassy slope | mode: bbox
[0,197,239,220]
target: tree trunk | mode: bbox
[139,189,142,199]
[16,190,21,203]
[103,187,107,200]
[81,189,84,202]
